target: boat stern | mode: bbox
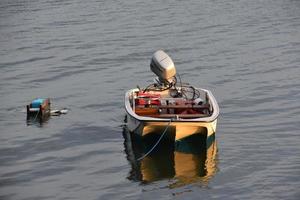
[141,119,217,141]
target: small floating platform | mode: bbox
[26,98,51,119]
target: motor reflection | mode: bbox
[123,126,218,187]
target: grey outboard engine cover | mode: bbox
[150,50,176,83]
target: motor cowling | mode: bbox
[150,50,176,84]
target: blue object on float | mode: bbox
[31,98,45,108]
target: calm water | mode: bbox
[1,0,300,199]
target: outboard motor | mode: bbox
[150,50,176,86]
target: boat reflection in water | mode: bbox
[26,113,50,126]
[123,126,218,187]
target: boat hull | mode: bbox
[123,124,218,185]
[127,113,217,140]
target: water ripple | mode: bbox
[1,0,300,199]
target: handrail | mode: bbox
[157,104,210,109]
[146,113,210,118]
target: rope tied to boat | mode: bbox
[32,109,40,121]
[137,119,172,161]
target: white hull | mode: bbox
[127,114,217,140]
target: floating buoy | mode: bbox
[26,98,51,120]
[50,109,68,116]
[26,98,68,123]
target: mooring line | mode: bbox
[32,109,40,122]
[137,119,172,161]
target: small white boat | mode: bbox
[125,50,219,141]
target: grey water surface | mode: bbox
[1,0,300,199]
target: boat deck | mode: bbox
[132,93,212,119]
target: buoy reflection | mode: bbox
[123,127,218,187]
[26,114,50,126]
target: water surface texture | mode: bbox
[1,0,300,199]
